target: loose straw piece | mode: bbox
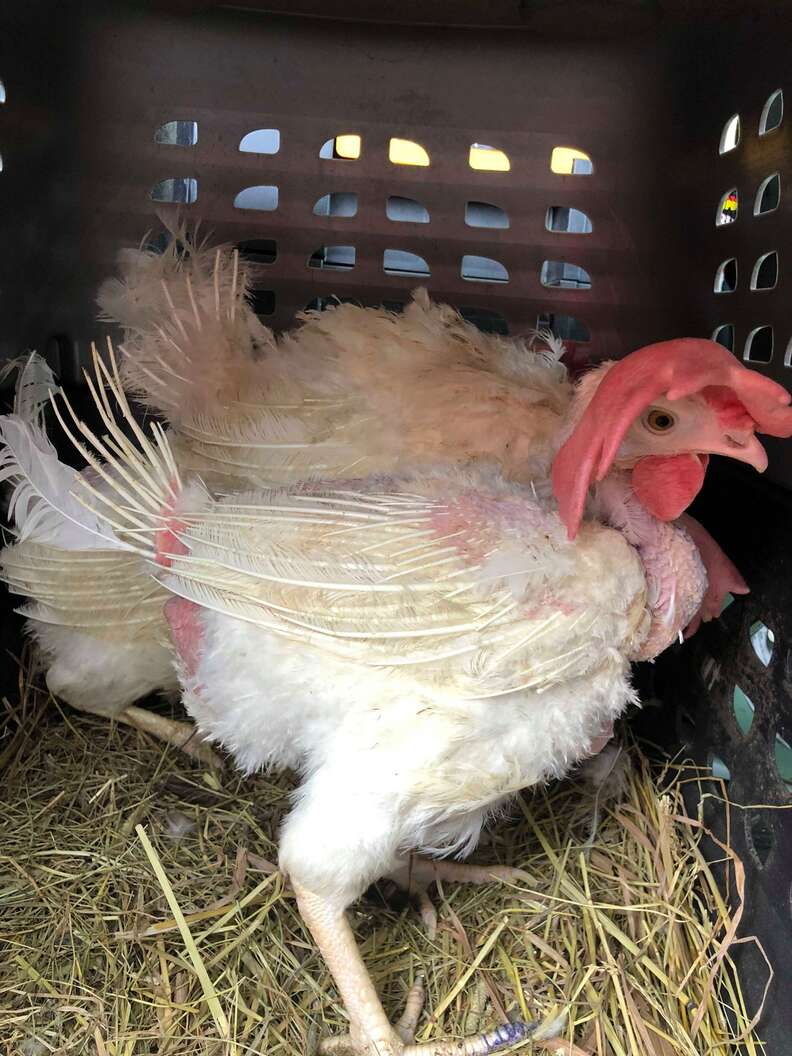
[136,823,231,1042]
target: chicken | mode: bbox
[0,237,753,757]
[30,338,791,1056]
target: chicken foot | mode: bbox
[389,856,532,939]
[294,880,538,1056]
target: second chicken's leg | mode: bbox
[389,856,532,939]
[115,706,222,767]
[294,879,537,1056]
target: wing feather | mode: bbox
[1,541,169,637]
[157,484,649,696]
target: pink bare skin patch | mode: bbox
[155,493,204,682]
[430,497,495,563]
[631,453,707,521]
[431,495,557,564]
[164,596,204,681]
[155,519,188,568]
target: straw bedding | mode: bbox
[0,651,766,1056]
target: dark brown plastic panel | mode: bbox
[0,3,691,374]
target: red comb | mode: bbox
[552,338,792,539]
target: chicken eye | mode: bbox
[645,408,676,433]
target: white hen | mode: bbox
[0,236,759,760]
[34,344,790,1056]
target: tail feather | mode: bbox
[97,223,273,422]
[0,352,58,427]
[49,346,183,557]
[0,353,125,550]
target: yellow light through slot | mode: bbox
[469,144,510,172]
[335,134,361,159]
[550,147,592,175]
[389,138,430,166]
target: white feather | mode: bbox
[14,353,57,425]
[0,414,126,550]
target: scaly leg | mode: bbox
[389,857,533,939]
[115,705,223,767]
[294,880,538,1056]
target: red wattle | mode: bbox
[631,453,708,520]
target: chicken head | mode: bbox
[552,338,792,539]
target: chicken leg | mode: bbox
[294,880,538,1056]
[42,631,222,767]
[114,705,222,767]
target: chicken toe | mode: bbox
[394,976,425,1043]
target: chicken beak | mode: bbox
[702,431,768,472]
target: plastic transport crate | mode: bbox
[1,2,790,1052]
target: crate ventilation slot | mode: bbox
[733,684,755,735]
[309,246,355,270]
[145,231,171,254]
[239,129,280,155]
[389,139,430,166]
[149,178,197,204]
[744,325,773,363]
[538,313,590,343]
[712,324,735,351]
[716,189,738,226]
[546,206,592,234]
[0,152,3,174]
[238,239,277,265]
[459,308,509,335]
[320,135,361,160]
[155,121,198,146]
[384,250,430,277]
[774,731,792,791]
[746,812,774,866]
[314,193,358,218]
[386,197,429,223]
[720,592,736,614]
[751,251,778,291]
[754,173,780,216]
[541,261,591,290]
[701,654,719,691]
[749,620,775,666]
[248,289,276,316]
[759,89,783,135]
[465,202,509,229]
[306,296,361,312]
[550,147,593,175]
[708,753,731,782]
[714,258,737,293]
[468,144,510,172]
[785,339,792,367]
[719,114,740,154]
[234,185,278,211]
[0,80,5,104]
[461,255,508,283]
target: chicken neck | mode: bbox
[593,471,707,660]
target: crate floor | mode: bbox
[0,679,763,1056]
